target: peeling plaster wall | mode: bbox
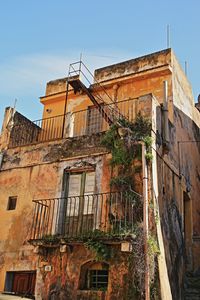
[170,52,200,271]
[1,133,107,170]
[152,51,200,299]
[94,49,172,82]
[35,245,129,300]
[9,112,41,148]
[0,49,200,299]
[0,133,109,293]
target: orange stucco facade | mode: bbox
[0,49,199,299]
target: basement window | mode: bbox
[88,269,109,289]
[7,196,17,210]
[80,261,109,291]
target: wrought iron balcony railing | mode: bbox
[9,98,140,148]
[30,191,143,241]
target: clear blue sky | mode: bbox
[0,0,200,126]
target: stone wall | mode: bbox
[9,111,41,147]
[36,244,130,300]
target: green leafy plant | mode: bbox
[148,235,160,257]
[101,124,119,150]
[101,114,152,167]
[143,135,153,148]
[41,234,60,246]
[110,175,133,189]
[100,114,160,297]
[84,239,111,261]
[145,152,153,162]
[143,135,153,163]
[118,114,151,140]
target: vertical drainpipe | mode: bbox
[142,142,150,300]
[0,152,3,170]
[62,69,71,138]
[162,81,170,153]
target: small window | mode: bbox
[80,261,109,291]
[7,196,17,210]
[86,106,103,135]
[88,269,108,289]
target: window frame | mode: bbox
[88,269,109,290]
[7,196,17,211]
[86,105,103,135]
[59,169,96,236]
[79,261,109,291]
[65,170,96,216]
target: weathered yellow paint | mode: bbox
[0,48,199,299]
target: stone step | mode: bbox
[184,273,200,299]
[184,287,200,299]
[185,296,200,300]
[185,288,200,294]
[185,277,200,289]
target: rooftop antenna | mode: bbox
[13,98,17,111]
[79,52,83,75]
[184,61,188,76]
[167,24,170,48]
[80,52,83,61]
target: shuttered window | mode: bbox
[84,172,95,214]
[66,172,95,216]
[67,174,82,216]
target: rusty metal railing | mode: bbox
[71,98,138,137]
[9,114,65,148]
[30,191,142,240]
[9,98,140,148]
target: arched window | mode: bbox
[79,261,109,290]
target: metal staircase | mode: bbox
[66,61,126,126]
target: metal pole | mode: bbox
[142,142,150,300]
[185,61,188,76]
[178,141,181,178]
[163,80,170,146]
[61,71,70,138]
[167,24,170,48]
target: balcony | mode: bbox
[30,191,143,242]
[9,97,149,148]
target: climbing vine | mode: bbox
[125,229,160,299]
[101,113,152,194]
[101,113,160,298]
[84,239,111,261]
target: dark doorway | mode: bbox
[5,271,36,298]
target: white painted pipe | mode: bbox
[142,142,150,300]
[163,81,170,146]
[0,152,4,169]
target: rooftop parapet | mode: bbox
[94,49,172,82]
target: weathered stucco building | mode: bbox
[0,49,200,300]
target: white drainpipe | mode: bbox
[162,81,170,151]
[142,142,150,300]
[0,152,4,170]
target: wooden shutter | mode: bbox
[67,174,81,216]
[84,172,95,214]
